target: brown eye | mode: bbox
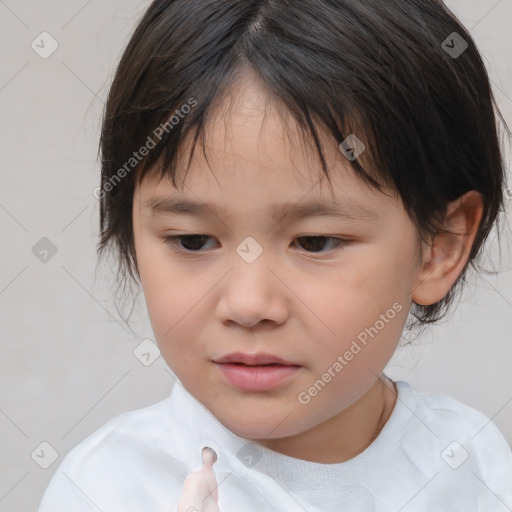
[162,234,349,255]
[294,236,346,253]
[163,235,213,252]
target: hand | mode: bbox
[176,447,221,512]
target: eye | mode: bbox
[293,236,347,253]
[162,234,349,255]
[163,235,215,252]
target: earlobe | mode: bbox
[412,191,484,306]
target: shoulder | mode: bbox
[66,394,175,466]
[406,381,511,452]
[38,394,182,511]
[394,380,512,507]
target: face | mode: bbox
[132,74,421,441]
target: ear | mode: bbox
[412,190,484,306]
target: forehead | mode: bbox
[135,75,395,216]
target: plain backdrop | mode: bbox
[0,1,511,510]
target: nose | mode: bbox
[215,252,289,328]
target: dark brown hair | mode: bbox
[97,0,509,329]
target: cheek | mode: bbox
[136,239,224,382]
[304,254,401,326]
[138,244,171,323]
[137,239,199,352]
[295,244,412,372]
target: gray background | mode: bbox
[0,1,511,510]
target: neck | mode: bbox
[255,376,397,464]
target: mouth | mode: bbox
[213,351,300,366]
[213,356,302,392]
[221,362,286,367]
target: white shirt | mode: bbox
[38,377,512,512]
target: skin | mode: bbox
[132,72,484,464]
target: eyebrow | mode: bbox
[145,197,380,222]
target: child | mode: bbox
[39,0,512,510]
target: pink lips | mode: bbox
[213,352,302,392]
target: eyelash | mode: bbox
[161,234,350,256]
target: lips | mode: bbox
[213,352,302,391]
[213,352,299,366]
